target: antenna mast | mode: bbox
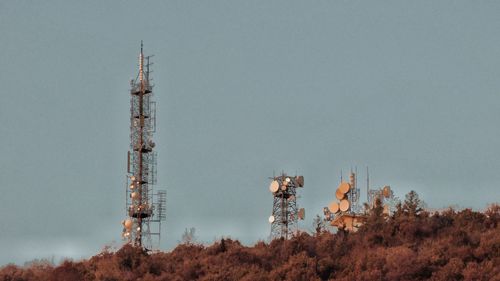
[268,173,305,240]
[122,42,166,251]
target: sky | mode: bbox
[1,1,500,265]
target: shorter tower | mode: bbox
[268,173,305,240]
[323,168,398,232]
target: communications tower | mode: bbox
[268,173,305,240]
[121,42,166,250]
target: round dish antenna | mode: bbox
[268,215,275,223]
[296,176,304,187]
[339,199,350,212]
[382,186,391,198]
[338,182,351,194]
[269,180,279,193]
[124,219,133,229]
[328,201,340,213]
[336,189,345,200]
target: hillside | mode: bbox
[1,193,499,281]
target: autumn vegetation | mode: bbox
[1,191,499,281]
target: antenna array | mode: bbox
[323,168,398,232]
[121,43,166,251]
[268,173,305,240]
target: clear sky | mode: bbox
[1,1,500,265]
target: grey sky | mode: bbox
[1,1,499,265]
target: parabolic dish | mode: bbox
[269,180,279,193]
[382,186,391,198]
[335,189,345,200]
[124,219,133,229]
[296,176,304,187]
[268,215,275,223]
[131,192,138,199]
[328,201,340,213]
[338,182,351,194]
[339,199,350,212]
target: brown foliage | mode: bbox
[1,200,499,281]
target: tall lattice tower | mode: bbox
[268,173,305,240]
[121,42,166,251]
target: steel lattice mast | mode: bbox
[268,173,305,240]
[122,42,166,250]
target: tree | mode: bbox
[402,190,423,217]
[181,227,197,244]
[312,215,326,235]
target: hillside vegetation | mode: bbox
[1,192,499,281]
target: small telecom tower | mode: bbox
[268,173,305,240]
[121,42,166,251]
[323,170,363,231]
[323,169,398,232]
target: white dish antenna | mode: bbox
[383,186,391,198]
[339,199,350,212]
[269,180,279,193]
[336,189,345,200]
[338,182,351,194]
[328,201,340,213]
[123,219,133,229]
[268,215,275,223]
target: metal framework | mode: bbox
[324,169,399,232]
[268,173,305,240]
[122,42,166,251]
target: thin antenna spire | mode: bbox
[366,166,370,202]
[139,41,144,85]
[340,169,343,182]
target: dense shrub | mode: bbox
[1,198,498,281]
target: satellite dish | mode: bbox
[124,219,133,229]
[296,176,304,187]
[338,182,351,194]
[382,186,391,198]
[131,192,138,199]
[130,176,136,181]
[339,199,350,212]
[269,180,279,193]
[328,201,340,213]
[281,184,287,191]
[285,177,291,183]
[298,208,305,220]
[129,184,135,190]
[336,189,345,200]
[268,215,275,223]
